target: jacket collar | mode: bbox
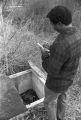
[56,26,76,35]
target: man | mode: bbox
[40,6,81,120]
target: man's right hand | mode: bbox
[43,41,50,50]
[37,43,50,53]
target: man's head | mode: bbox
[47,6,72,32]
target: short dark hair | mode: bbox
[47,6,72,26]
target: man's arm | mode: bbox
[38,42,50,72]
[42,50,50,72]
[48,41,70,76]
[42,41,70,75]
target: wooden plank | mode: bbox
[9,69,32,94]
[28,60,46,81]
[32,73,45,98]
[9,69,32,79]
[26,98,44,109]
[32,70,45,85]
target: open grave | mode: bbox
[8,60,48,120]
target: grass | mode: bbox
[1,2,81,120]
[0,5,57,75]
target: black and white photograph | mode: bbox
[0,0,81,120]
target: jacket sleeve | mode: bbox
[42,40,70,74]
[42,51,50,72]
[47,41,70,76]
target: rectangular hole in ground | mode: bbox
[20,89,39,105]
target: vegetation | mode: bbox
[0,0,81,120]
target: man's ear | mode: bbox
[56,22,66,30]
[57,22,64,26]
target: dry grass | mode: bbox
[0,3,57,75]
[0,2,81,120]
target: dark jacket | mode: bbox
[42,27,81,93]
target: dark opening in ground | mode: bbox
[20,89,39,105]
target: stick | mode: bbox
[37,43,50,52]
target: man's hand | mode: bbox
[37,42,50,68]
[43,41,50,50]
[40,48,50,55]
[41,49,50,60]
[37,42,50,60]
[37,43,50,53]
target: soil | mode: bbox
[20,89,39,105]
[10,102,48,120]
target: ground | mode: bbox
[0,2,81,120]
